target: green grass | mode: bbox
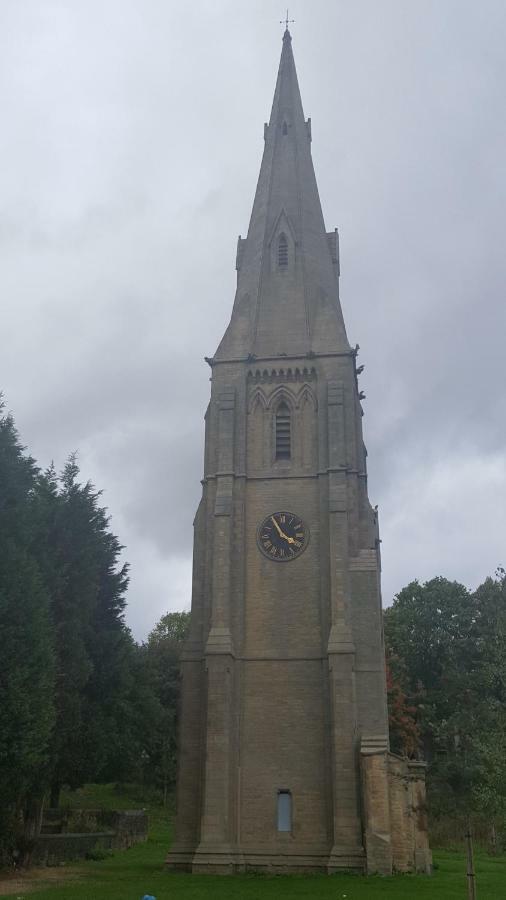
[59,782,165,815]
[2,786,506,899]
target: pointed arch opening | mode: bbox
[278,233,288,268]
[275,400,291,459]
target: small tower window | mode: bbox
[275,402,291,459]
[277,790,292,832]
[278,233,288,267]
[282,121,288,135]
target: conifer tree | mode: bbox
[0,403,55,861]
[43,456,130,804]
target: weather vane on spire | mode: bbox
[280,9,295,31]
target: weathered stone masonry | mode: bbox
[166,27,431,876]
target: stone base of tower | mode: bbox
[190,844,245,874]
[166,845,367,875]
[241,848,360,874]
[327,846,366,874]
[166,844,245,874]
[167,742,431,877]
[165,844,196,873]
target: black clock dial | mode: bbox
[257,511,309,562]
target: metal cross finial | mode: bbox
[280,9,295,30]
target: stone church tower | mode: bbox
[167,29,431,876]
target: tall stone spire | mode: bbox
[168,27,432,879]
[215,29,350,361]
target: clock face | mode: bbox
[257,511,309,562]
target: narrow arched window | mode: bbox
[282,121,288,135]
[275,401,291,459]
[278,233,288,268]
[277,790,292,832]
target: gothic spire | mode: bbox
[215,30,350,361]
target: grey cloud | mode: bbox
[2,0,505,637]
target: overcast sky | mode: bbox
[2,0,505,640]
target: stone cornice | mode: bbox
[202,466,366,483]
[206,350,354,367]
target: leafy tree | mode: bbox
[385,573,506,820]
[141,611,191,804]
[386,655,419,757]
[468,570,506,822]
[384,578,475,756]
[148,611,191,645]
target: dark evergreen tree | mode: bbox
[0,404,55,862]
[43,456,130,804]
[0,396,199,857]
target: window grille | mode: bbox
[275,402,291,459]
[278,233,288,267]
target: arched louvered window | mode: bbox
[275,401,291,459]
[278,233,288,268]
[282,121,288,136]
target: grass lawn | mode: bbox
[1,786,505,899]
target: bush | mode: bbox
[85,847,114,861]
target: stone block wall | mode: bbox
[361,741,432,875]
[32,832,114,866]
[33,808,148,865]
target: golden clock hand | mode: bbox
[270,516,296,544]
[271,515,286,537]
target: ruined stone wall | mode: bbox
[361,744,432,875]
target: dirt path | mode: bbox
[0,866,86,896]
